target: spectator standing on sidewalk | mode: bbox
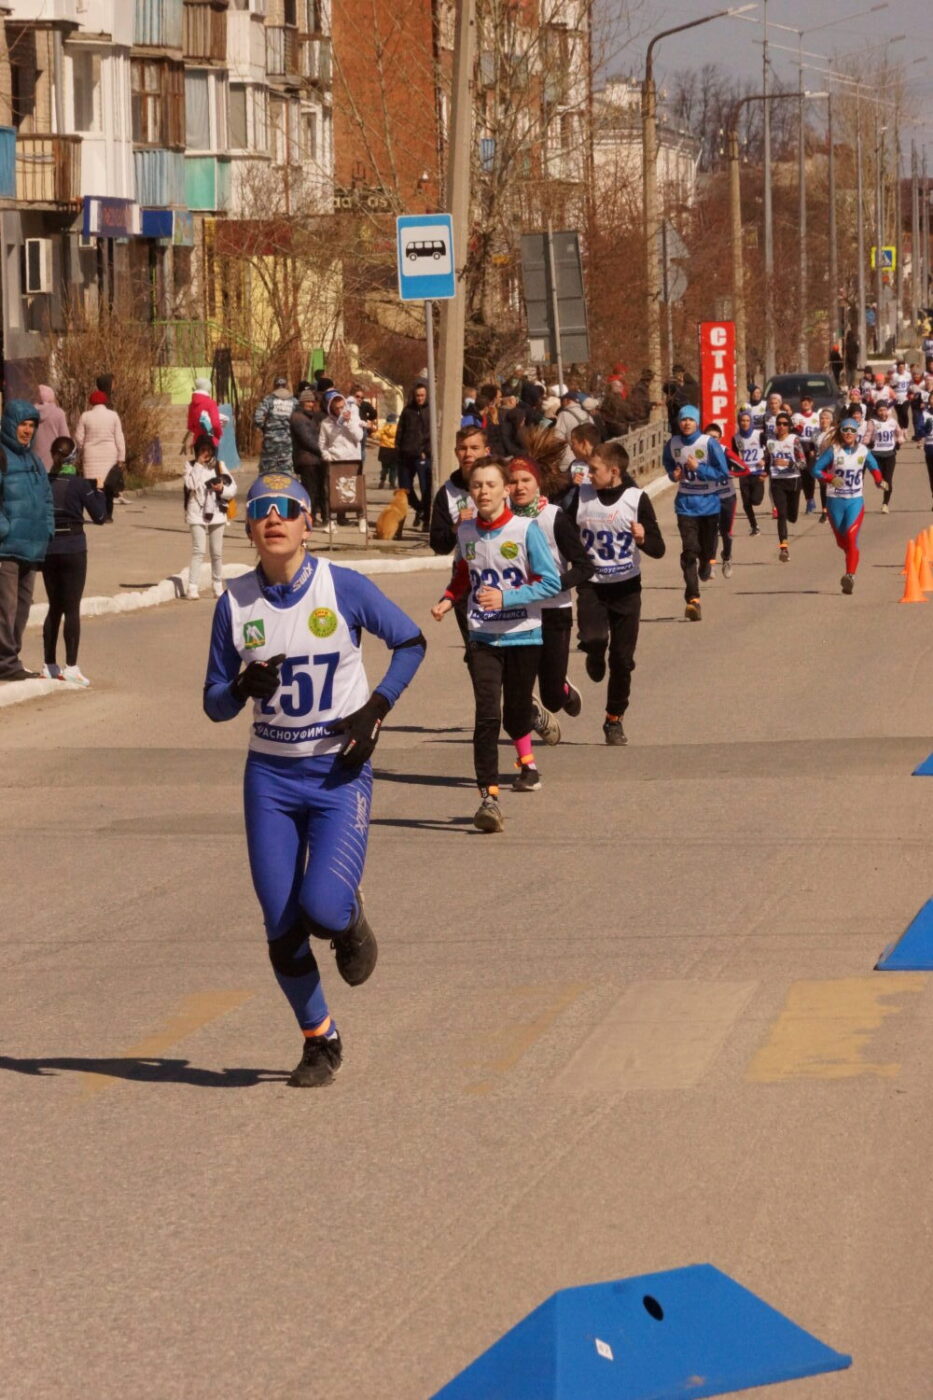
[396,380,432,528]
[34,386,70,471]
[290,390,327,525]
[184,434,237,600]
[74,390,126,522]
[40,435,106,686]
[254,376,298,472]
[319,390,366,527]
[0,400,53,681]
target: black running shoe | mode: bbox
[585,650,606,683]
[331,894,378,986]
[289,1030,343,1087]
[603,719,627,746]
[512,765,541,792]
[841,572,854,594]
[562,681,582,717]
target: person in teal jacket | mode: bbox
[0,400,54,680]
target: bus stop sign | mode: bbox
[397,214,456,301]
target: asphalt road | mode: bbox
[3,447,933,1399]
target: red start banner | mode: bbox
[698,321,736,435]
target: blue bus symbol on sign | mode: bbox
[397,214,456,301]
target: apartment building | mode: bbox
[0,0,336,395]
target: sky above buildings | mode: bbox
[605,0,933,148]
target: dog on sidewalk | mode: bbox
[375,489,410,541]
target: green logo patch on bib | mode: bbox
[500,540,519,560]
[243,619,266,649]
[308,607,338,638]
[465,541,476,561]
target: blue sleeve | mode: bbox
[813,447,833,479]
[203,592,247,722]
[332,568,426,707]
[662,441,677,478]
[696,439,729,482]
[504,520,561,604]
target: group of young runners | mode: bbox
[203,359,926,1086]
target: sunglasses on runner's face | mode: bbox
[246,496,305,522]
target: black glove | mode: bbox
[327,692,390,767]
[232,653,286,703]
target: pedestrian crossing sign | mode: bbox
[870,246,896,270]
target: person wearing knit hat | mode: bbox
[810,418,883,593]
[187,376,222,451]
[662,405,729,621]
[203,466,426,1086]
[253,376,298,473]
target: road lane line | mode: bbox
[465,984,588,1095]
[552,980,758,1092]
[747,975,927,1083]
[80,989,254,1097]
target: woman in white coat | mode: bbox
[74,389,126,521]
[183,434,237,599]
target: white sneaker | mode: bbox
[186,588,200,600]
[62,665,90,687]
[881,503,889,514]
[212,583,224,598]
[41,663,64,681]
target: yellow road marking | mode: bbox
[466,984,587,1095]
[553,980,758,1092]
[80,989,254,1097]
[747,975,927,1083]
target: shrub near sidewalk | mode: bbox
[47,307,167,488]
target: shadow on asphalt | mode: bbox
[372,816,475,833]
[375,770,475,787]
[0,1055,287,1087]
[382,725,467,734]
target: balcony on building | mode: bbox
[299,33,330,89]
[134,0,184,52]
[16,134,82,205]
[185,154,230,211]
[266,25,299,83]
[183,0,228,65]
[226,2,266,82]
[0,126,16,200]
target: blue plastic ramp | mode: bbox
[911,753,933,776]
[876,900,933,970]
[432,1264,851,1399]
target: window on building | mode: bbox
[186,71,210,150]
[284,0,297,25]
[229,84,248,150]
[132,59,184,147]
[71,48,101,133]
[302,110,317,164]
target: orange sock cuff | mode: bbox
[605,713,620,723]
[304,1016,332,1038]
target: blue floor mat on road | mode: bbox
[876,900,933,970]
[911,753,933,775]
[431,1263,851,1398]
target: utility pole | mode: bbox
[895,124,903,342]
[875,120,886,355]
[923,149,930,320]
[437,0,476,477]
[797,43,807,367]
[911,143,920,326]
[828,92,838,355]
[856,100,867,367]
[763,0,774,380]
[727,123,746,400]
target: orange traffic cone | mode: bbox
[918,542,933,592]
[901,539,913,575]
[899,546,928,603]
[924,525,933,559]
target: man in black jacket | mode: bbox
[565,439,665,745]
[290,390,326,524]
[395,380,432,527]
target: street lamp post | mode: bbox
[642,5,756,416]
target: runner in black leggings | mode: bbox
[763,413,805,562]
[40,436,106,686]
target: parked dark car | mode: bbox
[763,373,843,415]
